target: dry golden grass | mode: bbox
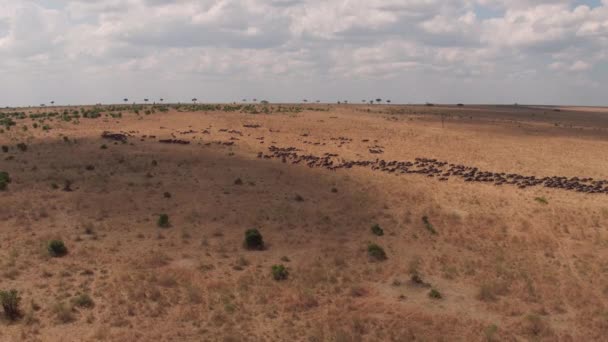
[1,103,608,341]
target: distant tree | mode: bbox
[337,101,341,104]
[252,98,258,102]
[303,99,308,103]
[50,101,55,106]
[362,100,366,103]
[242,99,247,102]
[344,100,348,104]
[376,98,382,104]
[316,100,320,103]
[192,98,197,104]
[159,98,164,103]
[369,100,374,105]
[123,98,128,103]
[144,99,149,104]
[387,100,391,104]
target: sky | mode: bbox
[0,0,607,106]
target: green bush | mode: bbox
[271,264,288,281]
[48,240,68,257]
[1,146,7,153]
[244,229,264,250]
[0,289,21,321]
[367,243,387,261]
[157,214,170,228]
[428,288,442,299]
[371,224,384,236]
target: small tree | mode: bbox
[376,98,382,104]
[192,98,197,104]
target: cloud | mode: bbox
[0,0,607,106]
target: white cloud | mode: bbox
[0,0,607,105]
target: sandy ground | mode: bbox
[1,103,608,341]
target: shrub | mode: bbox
[0,171,10,191]
[271,264,288,281]
[157,214,170,228]
[16,143,27,152]
[72,294,94,308]
[534,197,548,205]
[428,288,442,299]
[367,243,387,261]
[163,192,171,198]
[48,240,68,257]
[100,144,107,149]
[244,229,264,250]
[371,224,384,236]
[1,146,7,153]
[0,289,21,321]
[422,216,437,235]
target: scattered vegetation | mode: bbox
[367,243,387,261]
[157,214,170,228]
[534,196,548,204]
[16,143,27,152]
[0,171,10,191]
[72,294,94,309]
[428,288,442,299]
[0,289,21,321]
[47,240,68,257]
[371,224,384,236]
[271,264,289,281]
[244,229,264,250]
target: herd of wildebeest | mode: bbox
[99,128,608,195]
[259,146,608,195]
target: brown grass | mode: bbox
[1,103,607,340]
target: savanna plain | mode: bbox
[1,102,608,341]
